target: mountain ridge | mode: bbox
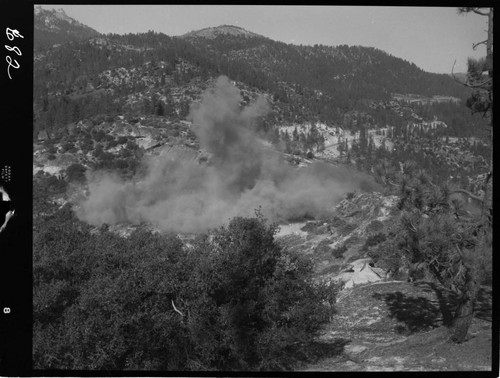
[34,6,101,51]
[181,24,265,40]
[33,7,484,148]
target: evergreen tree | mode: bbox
[457,7,493,220]
[156,101,165,116]
[337,139,345,159]
[381,165,492,344]
[282,130,290,143]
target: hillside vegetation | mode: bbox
[32,10,493,372]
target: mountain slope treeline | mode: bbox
[34,25,472,136]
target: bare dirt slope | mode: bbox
[302,281,493,372]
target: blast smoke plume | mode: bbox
[76,76,377,233]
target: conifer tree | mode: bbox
[455,7,493,219]
[386,163,491,343]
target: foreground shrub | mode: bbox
[176,213,336,370]
[33,209,336,370]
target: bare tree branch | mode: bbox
[171,299,184,317]
[471,9,489,16]
[387,179,399,187]
[463,78,492,89]
[449,60,489,88]
[451,189,484,204]
[450,60,465,85]
[472,40,488,50]
[458,7,490,17]
[407,219,417,233]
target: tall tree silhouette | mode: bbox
[455,7,493,220]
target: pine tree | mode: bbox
[337,139,345,158]
[389,164,491,344]
[456,7,493,221]
[142,97,152,115]
[283,130,290,143]
[156,101,165,116]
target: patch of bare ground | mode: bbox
[301,281,493,372]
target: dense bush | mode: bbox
[117,136,128,145]
[338,222,357,236]
[345,191,356,200]
[327,216,346,228]
[66,163,87,183]
[107,138,119,148]
[331,244,347,259]
[92,129,106,142]
[80,137,93,153]
[314,239,333,256]
[45,144,57,154]
[60,141,76,153]
[33,173,68,218]
[343,235,361,248]
[33,206,337,371]
[103,134,115,143]
[361,232,387,251]
[92,143,104,158]
[178,215,336,370]
[126,140,139,151]
[366,219,384,233]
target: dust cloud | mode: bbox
[76,76,378,233]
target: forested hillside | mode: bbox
[34,22,477,134]
[32,8,493,372]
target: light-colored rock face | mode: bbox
[33,165,63,176]
[274,192,397,287]
[344,344,368,362]
[335,258,386,288]
[278,122,395,159]
[275,222,308,238]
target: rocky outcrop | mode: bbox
[334,258,387,288]
[276,192,399,286]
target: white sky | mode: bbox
[38,5,489,74]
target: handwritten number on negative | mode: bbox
[5,28,23,80]
[5,28,23,41]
